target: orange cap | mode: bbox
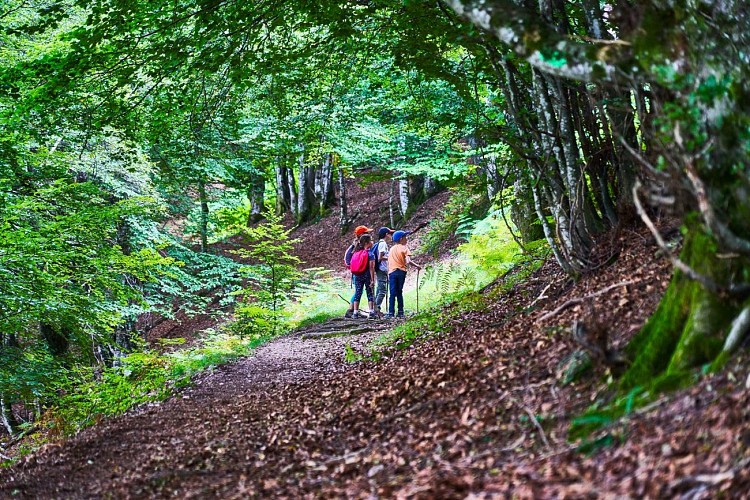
[354,225,373,236]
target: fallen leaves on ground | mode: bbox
[3,223,750,498]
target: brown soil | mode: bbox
[2,222,749,498]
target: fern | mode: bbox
[439,263,454,296]
[456,267,477,293]
[455,215,477,241]
[420,265,436,290]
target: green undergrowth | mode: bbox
[285,271,353,326]
[8,330,270,462]
[419,184,488,257]
[348,244,549,362]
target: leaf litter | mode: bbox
[2,223,750,498]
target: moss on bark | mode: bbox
[620,224,741,390]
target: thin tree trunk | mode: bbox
[198,180,209,253]
[532,181,572,274]
[0,397,16,436]
[389,178,396,228]
[321,153,335,209]
[0,333,19,435]
[286,160,298,218]
[338,166,349,233]
[112,218,138,358]
[511,177,544,242]
[485,155,499,201]
[296,148,315,224]
[314,155,324,209]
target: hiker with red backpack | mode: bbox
[348,233,377,319]
[344,225,373,318]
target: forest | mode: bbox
[1,0,750,496]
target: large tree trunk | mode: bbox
[40,323,69,357]
[274,159,290,215]
[296,148,316,224]
[398,178,410,218]
[621,227,746,390]
[248,175,265,225]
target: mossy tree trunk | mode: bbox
[622,224,749,390]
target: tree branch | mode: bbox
[632,180,750,298]
[685,162,750,257]
[443,0,617,82]
[538,281,635,322]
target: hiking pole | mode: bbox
[385,278,389,313]
[337,294,350,304]
[416,268,420,314]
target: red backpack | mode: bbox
[349,249,369,275]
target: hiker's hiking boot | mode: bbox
[344,310,353,319]
[367,311,377,320]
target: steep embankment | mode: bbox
[2,222,749,497]
[287,178,452,271]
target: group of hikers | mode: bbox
[343,225,422,319]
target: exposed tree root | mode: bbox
[300,322,390,340]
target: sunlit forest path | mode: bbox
[3,226,749,497]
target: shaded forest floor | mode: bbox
[2,221,750,498]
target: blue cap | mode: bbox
[392,230,410,243]
[378,227,394,239]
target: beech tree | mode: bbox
[444,0,750,384]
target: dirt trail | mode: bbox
[0,323,384,499]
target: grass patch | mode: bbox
[294,311,343,329]
[286,272,352,325]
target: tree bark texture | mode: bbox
[274,159,291,215]
[286,160,298,218]
[451,0,750,381]
[296,149,315,224]
[338,166,349,233]
[398,178,410,218]
[248,175,265,225]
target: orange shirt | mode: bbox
[387,243,410,273]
